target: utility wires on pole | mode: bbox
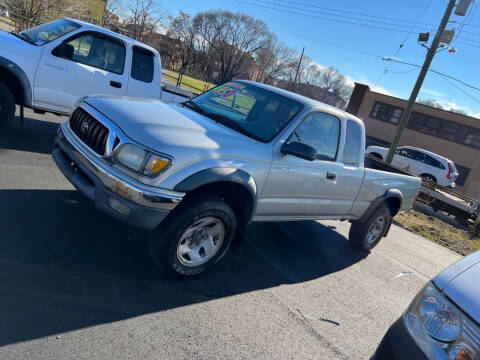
[385,0,471,163]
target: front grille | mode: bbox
[69,108,109,155]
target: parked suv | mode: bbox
[366,146,458,187]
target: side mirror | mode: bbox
[281,141,317,161]
[52,43,74,59]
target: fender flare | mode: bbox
[174,168,258,222]
[0,56,32,107]
[357,189,403,224]
[174,167,257,199]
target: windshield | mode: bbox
[17,19,80,46]
[187,82,304,142]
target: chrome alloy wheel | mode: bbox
[366,215,386,245]
[176,217,225,267]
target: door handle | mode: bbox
[326,172,336,180]
[110,81,122,88]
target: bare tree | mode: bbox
[102,0,122,29]
[5,0,71,30]
[123,0,165,41]
[167,11,197,86]
[193,10,270,83]
[252,35,297,85]
[417,98,445,109]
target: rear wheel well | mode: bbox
[182,181,254,229]
[0,67,24,105]
[383,197,401,217]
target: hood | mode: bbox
[0,31,43,70]
[0,31,33,53]
[85,96,257,156]
[433,251,480,323]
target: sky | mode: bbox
[160,0,480,118]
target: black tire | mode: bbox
[349,205,390,251]
[0,81,15,123]
[420,174,437,184]
[148,195,237,277]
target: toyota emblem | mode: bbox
[81,121,90,134]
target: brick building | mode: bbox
[347,83,480,198]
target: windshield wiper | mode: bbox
[205,112,254,138]
[182,100,206,114]
[10,31,33,44]
[182,100,256,140]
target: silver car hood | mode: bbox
[85,96,257,154]
[433,251,480,323]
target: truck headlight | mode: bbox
[404,283,479,360]
[113,144,170,176]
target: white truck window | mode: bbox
[343,120,362,165]
[131,46,154,83]
[57,32,126,74]
[291,112,340,161]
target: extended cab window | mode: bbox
[131,47,155,82]
[343,120,362,165]
[290,112,340,161]
[55,32,126,74]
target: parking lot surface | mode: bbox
[0,110,461,359]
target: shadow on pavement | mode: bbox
[0,189,366,346]
[0,115,61,154]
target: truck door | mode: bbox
[259,112,362,218]
[34,31,128,113]
[125,46,161,99]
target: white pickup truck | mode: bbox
[0,18,162,122]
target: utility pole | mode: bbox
[385,0,457,163]
[293,46,305,93]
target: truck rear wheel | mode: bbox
[148,195,237,277]
[349,205,390,251]
[0,81,15,123]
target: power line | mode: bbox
[437,72,480,105]
[274,0,440,28]
[383,58,480,92]
[372,0,433,91]
[234,0,480,43]
[272,28,384,59]
[232,0,435,34]
[250,0,438,32]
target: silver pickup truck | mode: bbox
[52,80,421,277]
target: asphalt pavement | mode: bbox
[0,109,461,359]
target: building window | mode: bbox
[438,121,458,140]
[464,129,480,149]
[370,102,403,124]
[407,112,459,140]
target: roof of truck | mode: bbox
[237,80,363,124]
[66,18,159,55]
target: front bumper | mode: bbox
[371,317,427,360]
[52,125,183,230]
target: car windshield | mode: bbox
[185,82,304,142]
[16,19,80,46]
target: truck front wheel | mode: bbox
[0,81,15,123]
[148,195,237,277]
[349,205,390,251]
